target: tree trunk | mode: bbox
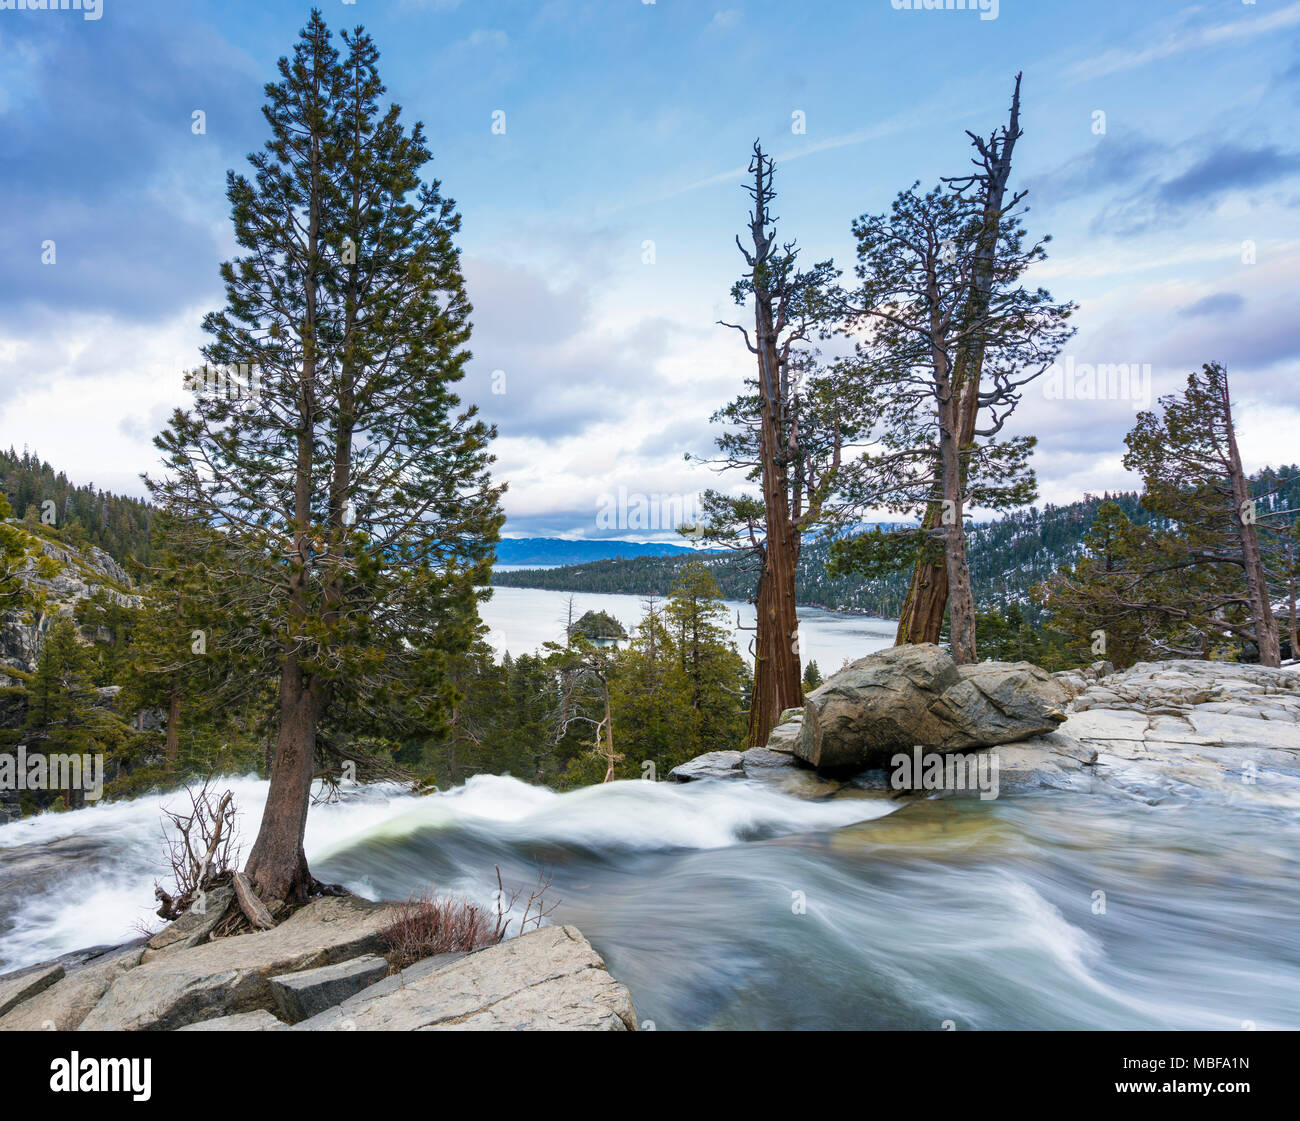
[738,145,804,746]
[1288,539,1298,662]
[163,677,180,774]
[937,355,978,663]
[244,69,325,903]
[895,341,982,649]
[1222,385,1280,667]
[244,654,320,903]
[895,392,980,647]
[748,335,802,746]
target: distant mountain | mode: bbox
[492,499,1154,618]
[492,473,1300,620]
[493,537,709,567]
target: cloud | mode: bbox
[1157,144,1300,206]
[1178,292,1245,320]
[0,10,258,323]
[1093,142,1300,235]
[1067,2,1300,83]
[1026,132,1164,209]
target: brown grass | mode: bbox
[380,890,496,972]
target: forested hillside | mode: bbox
[0,448,152,568]
[495,468,1300,621]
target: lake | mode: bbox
[480,583,897,673]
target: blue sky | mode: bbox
[2,0,1299,538]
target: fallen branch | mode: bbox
[231,870,276,930]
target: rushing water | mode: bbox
[2,772,1297,1030]
[480,584,896,672]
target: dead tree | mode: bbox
[896,73,1026,647]
[712,143,839,744]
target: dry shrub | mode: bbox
[380,890,495,971]
[155,782,240,921]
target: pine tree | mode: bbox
[148,13,502,903]
[19,616,129,808]
[1123,362,1281,667]
[606,604,693,782]
[1038,500,1202,667]
[0,494,30,614]
[663,561,748,757]
[894,76,1027,649]
[831,171,1073,663]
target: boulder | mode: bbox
[665,741,840,798]
[796,644,1068,770]
[764,713,803,754]
[269,954,389,1024]
[79,895,398,1031]
[292,925,635,1031]
[142,885,234,960]
[667,750,744,782]
[0,943,144,1031]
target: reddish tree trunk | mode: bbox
[244,80,325,904]
[747,324,802,747]
[244,654,320,903]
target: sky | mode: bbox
[2,0,1298,540]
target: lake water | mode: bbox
[480,584,896,673]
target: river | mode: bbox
[2,771,1297,1029]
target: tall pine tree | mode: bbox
[149,13,502,903]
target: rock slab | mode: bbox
[177,1009,286,1031]
[142,885,234,960]
[0,963,64,1018]
[0,944,144,1030]
[79,895,398,1031]
[270,953,389,1024]
[292,925,636,1031]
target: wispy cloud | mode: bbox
[1067,1,1300,83]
